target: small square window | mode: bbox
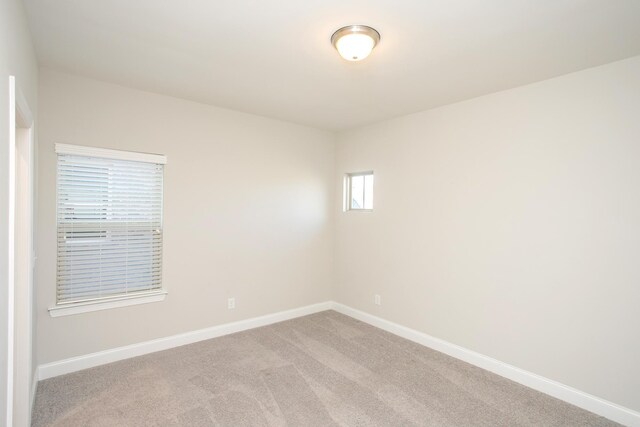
[344,171,373,211]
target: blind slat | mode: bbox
[57,266,162,279]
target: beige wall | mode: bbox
[35,54,640,415]
[335,55,640,412]
[36,70,336,364]
[0,0,38,422]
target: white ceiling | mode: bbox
[24,0,640,131]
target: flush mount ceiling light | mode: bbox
[331,25,380,62]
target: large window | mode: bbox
[344,171,374,211]
[52,144,166,316]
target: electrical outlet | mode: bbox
[228,297,235,309]
[374,294,381,306]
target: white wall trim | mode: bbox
[8,75,37,427]
[38,301,333,380]
[6,74,17,427]
[332,303,640,427]
[36,301,639,426]
[55,143,167,164]
[29,372,37,426]
[49,291,167,317]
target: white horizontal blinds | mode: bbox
[56,149,164,304]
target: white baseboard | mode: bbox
[38,301,333,381]
[332,303,640,427]
[36,300,639,426]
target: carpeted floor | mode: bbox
[32,310,619,426]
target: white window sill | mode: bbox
[49,291,167,317]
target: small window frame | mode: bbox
[344,171,374,212]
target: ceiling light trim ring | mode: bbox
[331,25,381,48]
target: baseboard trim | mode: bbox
[37,301,333,381]
[36,300,639,426]
[332,303,640,427]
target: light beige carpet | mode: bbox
[32,310,619,426]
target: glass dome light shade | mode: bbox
[331,25,380,62]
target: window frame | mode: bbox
[49,144,168,317]
[344,171,374,212]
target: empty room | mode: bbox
[2,0,640,426]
